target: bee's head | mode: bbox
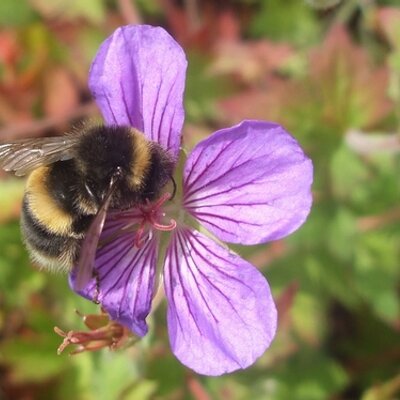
[75,125,175,211]
[75,125,135,207]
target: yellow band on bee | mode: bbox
[130,129,151,188]
[26,167,74,236]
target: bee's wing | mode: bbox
[74,170,122,292]
[0,136,78,176]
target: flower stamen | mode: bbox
[134,192,177,247]
[54,310,131,355]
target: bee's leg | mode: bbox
[92,270,101,305]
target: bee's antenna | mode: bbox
[170,176,177,200]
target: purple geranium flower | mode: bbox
[69,25,313,376]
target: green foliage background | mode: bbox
[0,0,400,399]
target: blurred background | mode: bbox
[0,0,399,399]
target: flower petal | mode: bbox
[164,227,277,375]
[89,25,187,158]
[70,213,158,337]
[183,120,313,244]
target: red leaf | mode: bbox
[375,7,400,48]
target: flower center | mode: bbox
[104,192,177,250]
[134,192,177,247]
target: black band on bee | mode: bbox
[72,214,94,235]
[46,160,81,213]
[140,144,175,201]
[21,197,77,259]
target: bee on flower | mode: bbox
[3,24,313,376]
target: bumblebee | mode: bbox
[0,125,174,289]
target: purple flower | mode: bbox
[70,25,313,376]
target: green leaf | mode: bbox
[330,144,369,202]
[292,292,327,344]
[123,380,158,400]
[331,144,400,212]
[362,372,400,400]
[0,0,36,26]
[0,221,39,307]
[354,232,400,322]
[269,352,349,400]
[135,0,162,16]
[92,351,141,400]
[249,0,319,45]
[147,346,185,397]
[0,338,66,382]
[31,0,106,24]
[326,208,357,263]
[185,52,233,124]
